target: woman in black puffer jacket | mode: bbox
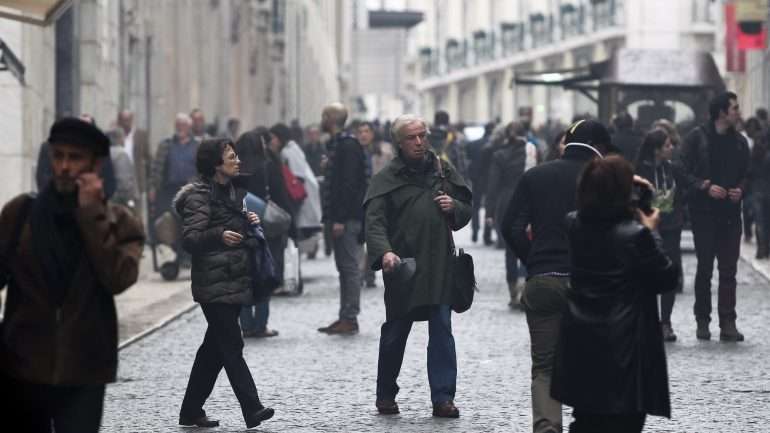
[174,138,274,430]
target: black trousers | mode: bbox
[2,372,105,433]
[659,228,682,324]
[180,303,262,422]
[690,212,742,324]
[569,410,646,433]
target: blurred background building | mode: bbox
[360,0,766,129]
[0,0,768,203]
[0,0,350,204]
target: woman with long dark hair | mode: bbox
[546,129,567,161]
[552,156,678,433]
[634,128,686,341]
[174,138,274,429]
[235,128,293,338]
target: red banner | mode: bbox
[725,4,747,72]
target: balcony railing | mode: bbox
[419,0,624,78]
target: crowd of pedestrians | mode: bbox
[1,90,767,432]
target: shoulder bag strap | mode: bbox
[434,157,456,255]
[263,158,272,201]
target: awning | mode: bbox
[368,10,423,29]
[0,0,71,26]
[514,49,725,90]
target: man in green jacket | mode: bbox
[364,114,472,419]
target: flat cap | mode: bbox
[47,117,110,157]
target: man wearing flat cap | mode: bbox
[0,117,145,431]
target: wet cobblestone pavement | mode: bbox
[102,229,770,432]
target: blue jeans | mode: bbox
[240,301,269,333]
[376,305,456,404]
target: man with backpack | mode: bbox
[0,117,144,431]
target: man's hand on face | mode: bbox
[76,173,105,207]
[728,188,743,203]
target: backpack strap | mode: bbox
[1,194,35,287]
[7,194,35,260]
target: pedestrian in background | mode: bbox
[274,123,322,239]
[475,124,509,246]
[149,113,199,218]
[235,128,292,338]
[106,127,139,211]
[545,130,567,162]
[0,117,144,432]
[357,121,394,288]
[610,111,642,162]
[552,155,678,433]
[486,121,538,309]
[317,103,367,335]
[749,131,770,258]
[429,110,468,180]
[303,125,327,178]
[742,116,765,243]
[502,120,618,433]
[116,109,150,217]
[190,108,210,141]
[678,91,749,341]
[466,122,495,243]
[635,128,686,341]
[364,114,472,418]
[174,138,274,429]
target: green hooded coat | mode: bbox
[364,151,472,321]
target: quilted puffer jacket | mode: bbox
[174,178,257,305]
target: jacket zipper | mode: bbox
[52,306,63,384]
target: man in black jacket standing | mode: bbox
[678,91,749,342]
[501,120,616,433]
[317,102,367,335]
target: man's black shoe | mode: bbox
[376,399,400,415]
[246,407,275,429]
[179,415,220,428]
[432,401,460,418]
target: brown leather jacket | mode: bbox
[0,194,144,385]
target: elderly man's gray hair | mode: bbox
[175,112,192,124]
[391,114,430,144]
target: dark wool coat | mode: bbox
[174,179,257,305]
[364,151,472,321]
[551,211,678,418]
[486,137,528,224]
[0,195,144,385]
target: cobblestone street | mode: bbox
[102,228,770,432]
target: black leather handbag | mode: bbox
[435,158,477,314]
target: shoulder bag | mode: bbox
[435,158,477,313]
[244,160,291,239]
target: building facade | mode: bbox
[406,0,719,126]
[0,0,347,205]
